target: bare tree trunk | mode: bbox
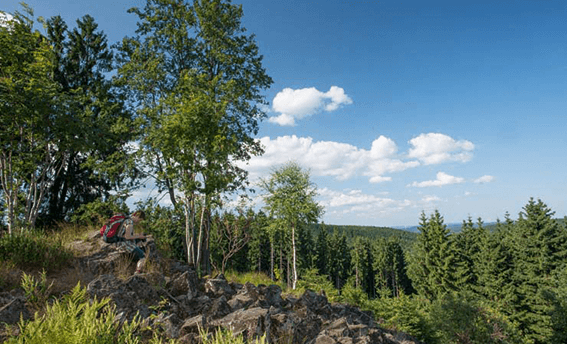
[0,150,18,235]
[286,253,290,289]
[270,239,274,280]
[185,201,192,266]
[196,205,206,270]
[291,224,298,290]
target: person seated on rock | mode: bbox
[105,210,150,274]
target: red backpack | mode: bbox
[100,213,128,243]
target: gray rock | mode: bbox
[0,297,30,324]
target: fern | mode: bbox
[7,283,142,344]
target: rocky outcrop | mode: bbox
[80,265,423,344]
[2,235,423,344]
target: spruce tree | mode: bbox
[508,198,567,343]
[476,213,516,307]
[408,210,460,299]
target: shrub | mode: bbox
[427,293,521,344]
[296,268,339,302]
[365,293,434,343]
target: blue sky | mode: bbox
[3,0,566,227]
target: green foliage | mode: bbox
[0,4,59,231]
[225,270,285,291]
[118,0,273,272]
[296,268,339,302]
[39,14,135,226]
[7,283,143,344]
[260,162,323,289]
[338,278,369,307]
[0,231,72,271]
[367,293,434,342]
[505,198,567,343]
[71,195,131,227]
[373,237,413,297]
[136,198,186,261]
[546,267,567,343]
[407,210,461,299]
[427,293,521,344]
[310,223,418,250]
[21,270,53,308]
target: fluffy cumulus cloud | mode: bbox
[269,86,352,126]
[408,133,474,165]
[408,172,465,187]
[241,135,421,183]
[474,175,495,183]
[319,188,412,215]
[239,133,478,185]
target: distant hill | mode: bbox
[400,222,497,234]
[309,223,418,249]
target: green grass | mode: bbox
[0,231,72,271]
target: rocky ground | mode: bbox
[0,232,423,344]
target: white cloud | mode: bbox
[240,133,474,186]
[270,86,352,126]
[408,133,474,165]
[422,195,442,203]
[268,113,296,126]
[242,135,421,183]
[408,172,465,187]
[319,188,412,215]
[474,175,494,183]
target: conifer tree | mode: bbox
[328,230,350,290]
[408,210,460,299]
[351,237,375,297]
[507,198,567,343]
[477,212,516,307]
[315,224,329,276]
[453,216,486,293]
[374,237,412,297]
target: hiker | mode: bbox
[100,210,150,274]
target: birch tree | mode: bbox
[261,162,323,289]
[0,7,59,232]
[117,0,272,272]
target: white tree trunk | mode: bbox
[292,224,298,290]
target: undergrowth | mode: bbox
[6,283,145,344]
[224,271,285,290]
[0,231,72,271]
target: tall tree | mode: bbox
[476,213,516,306]
[407,210,460,299]
[40,15,134,225]
[507,198,567,343]
[374,237,412,298]
[351,237,375,297]
[315,224,329,276]
[328,229,351,290]
[260,162,323,289]
[117,0,272,272]
[0,6,59,232]
[453,216,487,293]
